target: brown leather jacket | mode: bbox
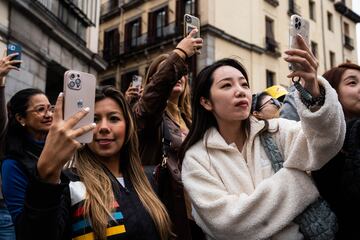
[133,52,198,239]
[133,52,188,166]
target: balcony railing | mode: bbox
[344,35,354,50]
[265,37,279,53]
[101,0,124,17]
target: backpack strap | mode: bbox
[259,131,284,172]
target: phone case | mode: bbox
[184,14,200,38]
[289,15,310,71]
[7,43,22,68]
[63,70,96,143]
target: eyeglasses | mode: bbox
[27,105,55,115]
[259,98,281,110]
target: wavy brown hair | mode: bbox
[73,86,172,240]
[144,53,192,124]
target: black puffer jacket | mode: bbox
[312,118,360,240]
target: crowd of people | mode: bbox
[0,27,358,240]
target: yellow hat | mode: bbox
[265,85,288,99]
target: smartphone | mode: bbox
[7,42,22,68]
[131,75,142,89]
[63,70,96,143]
[184,14,200,38]
[289,14,310,71]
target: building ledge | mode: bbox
[264,0,279,7]
[11,0,107,71]
[334,2,360,23]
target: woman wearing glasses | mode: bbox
[251,91,281,120]
[1,88,54,226]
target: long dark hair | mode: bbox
[179,58,251,161]
[5,88,45,157]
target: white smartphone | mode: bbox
[131,75,142,89]
[63,70,96,143]
[184,14,200,38]
[289,14,310,71]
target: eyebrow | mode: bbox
[343,75,358,81]
[215,76,246,85]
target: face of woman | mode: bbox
[338,69,360,119]
[19,94,53,140]
[88,98,127,161]
[171,75,187,98]
[255,95,281,120]
[201,66,252,126]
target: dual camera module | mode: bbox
[185,15,192,23]
[68,73,81,90]
[294,17,302,30]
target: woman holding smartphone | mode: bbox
[133,29,203,239]
[11,86,172,240]
[179,35,345,239]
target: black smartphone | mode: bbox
[7,42,22,68]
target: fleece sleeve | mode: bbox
[274,76,346,171]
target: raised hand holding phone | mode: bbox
[174,28,203,59]
[0,51,22,86]
[184,14,200,38]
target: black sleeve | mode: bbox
[15,173,72,240]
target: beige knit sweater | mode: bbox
[181,77,346,240]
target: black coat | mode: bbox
[312,118,360,240]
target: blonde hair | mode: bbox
[145,53,192,125]
[72,86,172,240]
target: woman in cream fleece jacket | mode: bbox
[180,35,346,240]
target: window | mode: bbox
[311,41,318,58]
[329,51,335,68]
[148,7,168,42]
[265,17,278,52]
[185,0,195,14]
[266,70,275,87]
[156,8,167,37]
[125,18,141,49]
[327,12,333,31]
[343,22,354,49]
[309,0,316,21]
[103,28,120,61]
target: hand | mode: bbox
[37,93,96,183]
[0,53,22,86]
[284,34,320,97]
[174,29,203,59]
[125,85,141,104]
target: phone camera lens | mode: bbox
[68,81,75,88]
[295,17,299,23]
[77,74,80,77]
[75,79,81,85]
[185,15,191,23]
[298,22,302,28]
[70,74,75,79]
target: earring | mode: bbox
[21,123,25,127]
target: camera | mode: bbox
[70,73,75,79]
[185,15,192,23]
[295,17,301,29]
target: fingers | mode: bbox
[4,53,19,62]
[70,123,96,140]
[53,92,64,122]
[64,107,90,130]
[188,28,199,38]
[285,49,317,70]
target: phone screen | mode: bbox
[7,43,22,68]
